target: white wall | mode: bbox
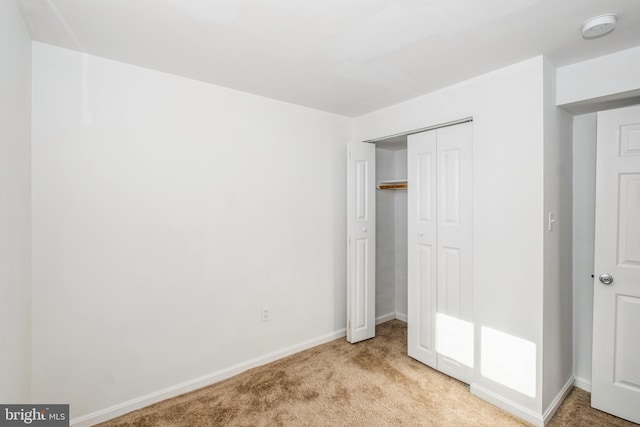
[0,0,31,404]
[375,148,397,319]
[542,58,574,412]
[31,42,351,422]
[355,57,552,422]
[557,46,640,114]
[374,147,408,322]
[571,113,597,391]
[393,150,407,320]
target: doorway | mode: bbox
[374,136,408,326]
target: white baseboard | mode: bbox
[70,328,346,426]
[471,376,575,427]
[376,312,395,324]
[573,376,591,392]
[542,376,574,425]
[375,312,407,324]
[470,384,544,427]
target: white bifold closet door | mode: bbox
[407,122,473,384]
[347,141,376,343]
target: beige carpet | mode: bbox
[100,320,637,426]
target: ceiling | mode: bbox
[17,0,640,117]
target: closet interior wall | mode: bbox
[375,142,408,322]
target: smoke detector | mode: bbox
[581,14,617,38]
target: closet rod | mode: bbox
[363,117,473,144]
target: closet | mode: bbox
[374,138,408,325]
[347,121,473,385]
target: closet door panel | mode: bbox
[408,131,437,368]
[435,123,474,383]
[441,247,461,313]
[347,142,376,343]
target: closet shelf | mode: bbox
[377,179,408,190]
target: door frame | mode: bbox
[346,118,474,359]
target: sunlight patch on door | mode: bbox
[436,312,474,367]
[481,326,536,397]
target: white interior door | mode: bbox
[407,130,438,367]
[347,141,376,343]
[592,104,640,424]
[434,123,473,384]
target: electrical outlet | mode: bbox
[261,307,270,322]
